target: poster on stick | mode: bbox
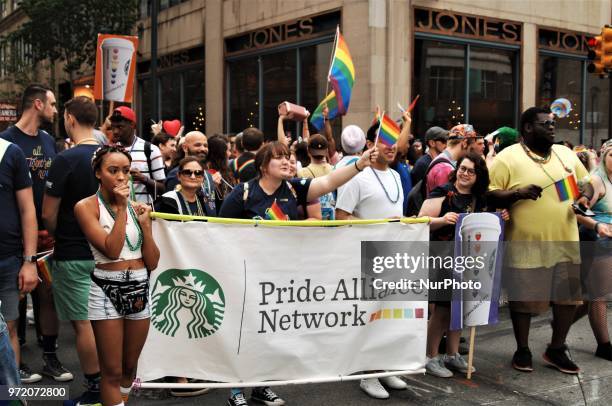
[450,212,504,331]
[94,34,138,102]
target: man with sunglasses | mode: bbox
[411,126,448,185]
[489,107,592,375]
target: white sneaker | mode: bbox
[426,355,453,378]
[379,375,407,390]
[444,353,476,374]
[359,378,389,399]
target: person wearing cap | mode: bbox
[425,124,472,196]
[298,135,333,178]
[335,125,366,169]
[485,126,518,167]
[411,126,448,185]
[297,135,335,219]
[109,106,166,204]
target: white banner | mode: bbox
[137,220,429,384]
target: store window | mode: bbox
[537,54,610,147]
[413,38,518,138]
[227,40,339,138]
[137,66,204,138]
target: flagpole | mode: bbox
[325,25,340,97]
[374,110,384,146]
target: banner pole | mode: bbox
[467,326,476,380]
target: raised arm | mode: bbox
[278,113,289,146]
[396,111,412,156]
[307,147,377,201]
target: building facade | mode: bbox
[0,0,609,146]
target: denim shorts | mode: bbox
[0,256,22,321]
[88,268,150,321]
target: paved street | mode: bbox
[21,306,612,406]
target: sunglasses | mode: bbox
[458,166,476,176]
[179,169,204,177]
[535,120,556,127]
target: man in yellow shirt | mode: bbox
[489,107,591,375]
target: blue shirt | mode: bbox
[219,178,312,220]
[0,141,33,258]
[391,161,413,216]
[44,145,99,260]
[1,126,56,227]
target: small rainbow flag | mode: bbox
[554,173,580,201]
[36,251,53,284]
[310,90,340,131]
[328,27,355,115]
[265,200,288,221]
[376,113,401,147]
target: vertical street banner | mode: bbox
[137,220,429,384]
[94,34,138,103]
[450,212,505,331]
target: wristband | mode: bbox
[354,160,363,172]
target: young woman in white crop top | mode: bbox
[75,145,159,406]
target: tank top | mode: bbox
[89,194,143,264]
[592,170,612,225]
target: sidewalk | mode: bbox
[22,306,612,405]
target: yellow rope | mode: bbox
[150,212,431,227]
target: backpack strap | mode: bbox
[243,180,251,203]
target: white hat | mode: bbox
[341,125,366,154]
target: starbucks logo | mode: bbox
[151,269,225,339]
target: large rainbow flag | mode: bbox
[310,90,339,131]
[328,28,355,115]
[376,113,401,147]
[554,173,580,201]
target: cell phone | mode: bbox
[572,203,595,216]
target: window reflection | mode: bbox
[469,47,516,137]
[584,75,610,149]
[538,57,582,146]
[263,50,297,137]
[228,58,259,132]
[414,41,465,137]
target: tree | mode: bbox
[4,0,139,82]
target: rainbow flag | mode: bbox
[310,90,339,131]
[376,113,401,147]
[36,251,53,284]
[554,173,580,201]
[265,200,288,221]
[328,28,355,115]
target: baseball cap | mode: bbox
[496,126,518,151]
[110,106,136,123]
[308,134,328,156]
[424,126,449,143]
[341,125,366,154]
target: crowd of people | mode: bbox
[0,83,610,406]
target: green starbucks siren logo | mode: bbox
[151,269,225,339]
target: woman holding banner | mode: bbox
[219,140,376,406]
[575,140,612,361]
[75,145,160,406]
[419,152,508,378]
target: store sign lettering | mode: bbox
[539,28,590,54]
[159,52,190,70]
[414,8,521,43]
[0,103,17,122]
[245,19,314,50]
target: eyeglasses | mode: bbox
[457,166,476,176]
[179,169,204,177]
[535,120,556,127]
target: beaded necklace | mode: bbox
[96,190,143,252]
[521,141,573,183]
[369,167,401,204]
[178,191,205,216]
